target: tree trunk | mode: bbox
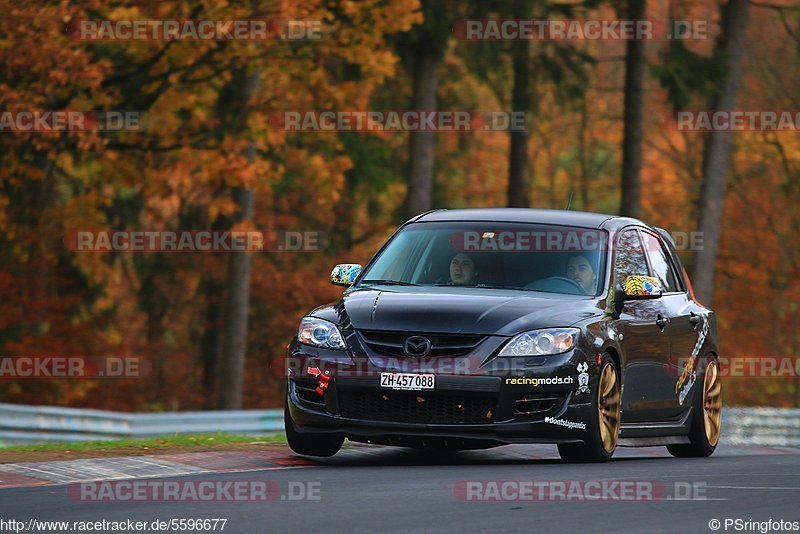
[217,68,259,409]
[200,274,224,408]
[691,0,750,306]
[218,183,254,409]
[579,98,590,211]
[620,0,646,219]
[404,45,439,219]
[507,6,532,208]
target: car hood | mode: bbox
[308,286,601,336]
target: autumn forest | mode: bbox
[1,0,799,411]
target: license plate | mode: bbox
[380,373,435,390]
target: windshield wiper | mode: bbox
[360,279,419,286]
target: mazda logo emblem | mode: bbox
[403,336,432,357]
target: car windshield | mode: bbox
[358,222,607,296]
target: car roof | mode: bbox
[412,208,642,230]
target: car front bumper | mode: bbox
[285,342,596,447]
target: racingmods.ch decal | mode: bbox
[505,376,574,386]
[675,316,709,405]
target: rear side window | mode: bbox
[614,229,650,286]
[641,231,679,292]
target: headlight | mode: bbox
[499,328,579,357]
[298,317,347,350]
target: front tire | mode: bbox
[285,400,344,457]
[667,357,721,458]
[558,353,621,463]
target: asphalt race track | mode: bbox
[1,443,798,533]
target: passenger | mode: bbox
[449,252,478,285]
[566,254,597,294]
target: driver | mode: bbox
[449,252,477,285]
[566,254,597,294]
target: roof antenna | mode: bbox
[565,191,574,210]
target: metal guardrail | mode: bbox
[0,403,283,446]
[0,402,798,447]
[722,407,800,447]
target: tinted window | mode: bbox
[614,229,649,285]
[641,231,679,292]
[359,222,607,296]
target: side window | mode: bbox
[641,231,679,292]
[614,229,649,286]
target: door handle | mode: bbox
[689,314,701,330]
[656,314,669,330]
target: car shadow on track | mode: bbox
[298,443,673,467]
[288,442,787,467]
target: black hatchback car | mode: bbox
[284,209,722,462]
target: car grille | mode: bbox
[357,330,486,357]
[513,392,567,416]
[338,390,496,424]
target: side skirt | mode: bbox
[618,435,691,447]
[617,407,693,446]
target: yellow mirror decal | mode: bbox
[623,275,662,296]
[331,263,362,286]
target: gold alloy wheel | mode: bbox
[598,362,621,453]
[703,361,722,446]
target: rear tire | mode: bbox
[667,357,721,458]
[558,353,620,463]
[285,400,344,457]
